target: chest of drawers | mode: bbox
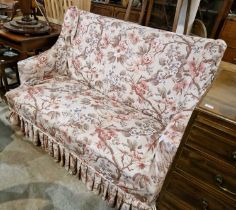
[157,62,236,209]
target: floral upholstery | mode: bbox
[6,7,226,210]
[68,10,225,125]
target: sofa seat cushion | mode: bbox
[6,76,175,205]
[7,76,91,125]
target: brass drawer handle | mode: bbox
[215,175,236,196]
[201,199,208,210]
[232,151,236,163]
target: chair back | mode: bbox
[44,0,91,24]
[124,0,154,26]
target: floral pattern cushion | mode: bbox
[7,75,171,205]
[6,7,227,210]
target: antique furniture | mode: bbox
[172,0,196,34]
[91,1,142,23]
[219,15,236,64]
[0,22,60,58]
[6,8,226,210]
[4,0,50,35]
[0,3,9,26]
[91,0,233,38]
[190,19,207,38]
[0,47,20,101]
[44,0,91,24]
[124,0,153,25]
[157,62,236,209]
[209,0,234,38]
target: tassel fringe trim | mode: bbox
[9,111,156,210]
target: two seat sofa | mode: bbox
[6,7,226,210]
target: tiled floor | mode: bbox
[0,101,114,210]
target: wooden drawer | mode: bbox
[223,47,236,64]
[195,113,236,136]
[165,172,236,210]
[157,191,194,210]
[176,148,236,200]
[186,121,236,167]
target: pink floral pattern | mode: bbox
[6,7,226,210]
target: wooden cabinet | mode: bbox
[91,3,114,17]
[90,1,176,29]
[157,63,236,209]
[91,2,140,23]
[219,15,236,64]
[113,6,140,21]
[91,1,233,37]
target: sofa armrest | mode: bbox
[18,37,67,85]
[18,50,53,85]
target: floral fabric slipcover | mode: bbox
[6,7,226,210]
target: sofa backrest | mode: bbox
[60,8,226,126]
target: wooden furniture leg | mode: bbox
[0,61,9,91]
[173,0,192,34]
[0,64,5,99]
[139,0,148,25]
[0,56,21,93]
[124,0,133,21]
[184,0,192,34]
[210,0,234,38]
[145,0,154,26]
[172,0,184,32]
[124,0,150,25]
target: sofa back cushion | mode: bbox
[66,8,226,126]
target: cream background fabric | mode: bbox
[6,8,226,210]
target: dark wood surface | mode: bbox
[157,63,236,209]
[185,115,236,167]
[91,2,141,23]
[211,0,234,38]
[164,172,235,210]
[199,69,236,122]
[0,0,61,56]
[0,51,20,101]
[0,23,61,54]
[124,0,152,25]
[91,1,159,26]
[91,1,233,37]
